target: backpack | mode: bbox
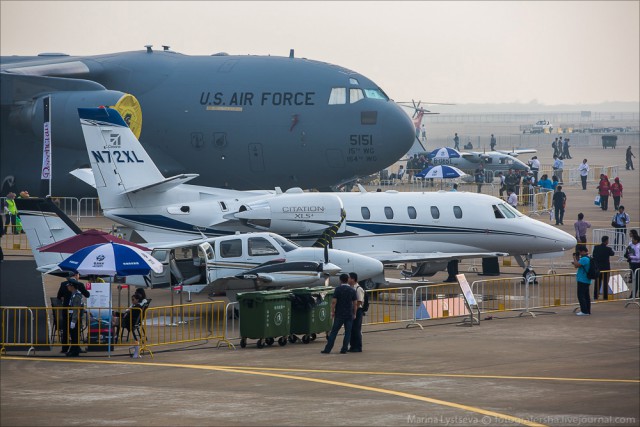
[584,256,600,281]
[358,285,369,313]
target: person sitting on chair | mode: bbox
[119,294,143,342]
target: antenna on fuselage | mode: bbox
[289,49,294,59]
[145,45,153,53]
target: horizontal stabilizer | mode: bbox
[120,173,199,195]
[70,168,96,188]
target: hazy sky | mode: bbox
[1,1,638,105]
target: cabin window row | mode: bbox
[360,206,463,220]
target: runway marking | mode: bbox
[2,356,637,384]
[2,356,546,426]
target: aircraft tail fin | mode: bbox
[14,197,81,273]
[78,107,183,210]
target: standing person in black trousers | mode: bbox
[348,272,364,353]
[321,273,356,354]
[592,236,615,301]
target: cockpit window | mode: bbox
[248,237,280,256]
[328,88,346,105]
[364,88,388,100]
[350,88,364,104]
[271,235,299,252]
[497,203,516,218]
[502,203,523,217]
[492,205,505,219]
[349,78,359,85]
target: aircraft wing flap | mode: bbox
[362,251,508,264]
[121,174,200,195]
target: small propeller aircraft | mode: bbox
[16,197,384,301]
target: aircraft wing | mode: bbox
[496,149,537,157]
[361,251,508,265]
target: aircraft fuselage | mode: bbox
[1,49,415,195]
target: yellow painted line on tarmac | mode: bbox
[1,356,545,427]
[2,356,638,384]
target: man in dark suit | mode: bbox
[592,236,615,300]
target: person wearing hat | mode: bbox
[321,273,357,354]
[612,206,630,250]
[610,177,623,211]
[66,279,85,357]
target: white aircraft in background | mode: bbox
[426,147,537,179]
[16,197,383,300]
[72,108,577,287]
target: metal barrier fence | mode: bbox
[363,287,415,327]
[50,197,79,220]
[4,272,638,355]
[1,303,231,356]
[78,197,102,219]
[593,228,630,258]
[141,301,231,356]
[0,225,31,251]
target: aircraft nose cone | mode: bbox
[379,102,416,161]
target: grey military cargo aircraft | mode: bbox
[0,46,415,196]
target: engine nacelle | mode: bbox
[235,192,344,235]
[8,90,131,148]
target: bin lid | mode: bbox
[237,289,292,302]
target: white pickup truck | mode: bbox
[529,120,553,134]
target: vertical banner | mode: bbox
[40,95,52,196]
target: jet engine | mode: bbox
[235,192,345,235]
[8,90,139,148]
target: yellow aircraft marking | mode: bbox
[1,356,546,426]
[206,106,243,112]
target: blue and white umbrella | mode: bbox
[58,242,163,276]
[428,147,461,159]
[415,165,467,179]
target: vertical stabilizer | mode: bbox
[78,108,165,209]
[14,197,81,271]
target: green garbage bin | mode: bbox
[237,290,291,348]
[289,286,334,344]
[602,135,617,149]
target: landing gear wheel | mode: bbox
[265,337,275,346]
[240,338,246,348]
[302,335,310,344]
[310,333,317,341]
[360,279,377,291]
[256,339,264,349]
[278,336,287,346]
[523,268,537,284]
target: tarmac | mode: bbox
[1,139,639,426]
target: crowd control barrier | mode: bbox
[363,287,415,327]
[1,303,231,356]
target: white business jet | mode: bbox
[72,108,577,287]
[16,197,384,300]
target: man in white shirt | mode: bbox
[507,188,518,208]
[578,159,589,190]
[552,155,564,184]
[528,156,541,182]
